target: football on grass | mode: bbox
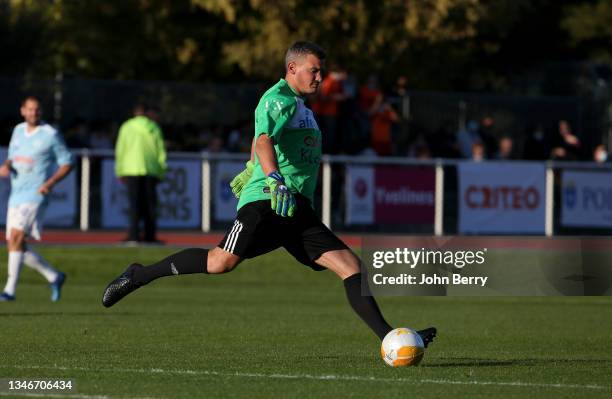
[381,328,425,367]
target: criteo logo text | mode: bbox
[465,185,539,209]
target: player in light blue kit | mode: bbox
[0,96,73,302]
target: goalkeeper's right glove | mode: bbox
[229,160,255,198]
[266,171,296,217]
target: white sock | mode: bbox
[23,250,59,283]
[3,251,24,296]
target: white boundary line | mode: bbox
[2,364,609,391]
[0,394,156,399]
[0,393,110,399]
[0,389,156,399]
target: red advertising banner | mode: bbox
[373,166,435,224]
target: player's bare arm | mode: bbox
[0,160,12,177]
[255,134,280,175]
[39,164,73,195]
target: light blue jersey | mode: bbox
[7,122,73,207]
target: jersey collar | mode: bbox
[25,124,41,137]
[281,79,303,98]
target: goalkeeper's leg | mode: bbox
[315,249,436,346]
[102,248,242,307]
[315,249,393,340]
[102,205,266,308]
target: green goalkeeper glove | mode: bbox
[266,171,296,217]
[229,160,255,198]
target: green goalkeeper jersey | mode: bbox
[238,79,322,210]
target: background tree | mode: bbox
[0,0,608,91]
[562,0,612,64]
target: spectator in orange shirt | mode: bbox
[370,99,399,156]
[314,66,347,153]
[359,74,383,116]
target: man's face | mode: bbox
[288,54,323,95]
[559,120,571,136]
[500,138,513,153]
[21,99,42,126]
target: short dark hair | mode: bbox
[132,102,146,116]
[21,95,41,106]
[285,41,326,70]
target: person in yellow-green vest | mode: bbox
[115,104,167,244]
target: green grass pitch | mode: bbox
[0,245,611,398]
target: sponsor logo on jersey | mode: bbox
[300,148,320,165]
[298,118,316,129]
[303,135,320,148]
[13,155,35,165]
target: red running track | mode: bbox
[38,230,612,250]
[39,230,364,247]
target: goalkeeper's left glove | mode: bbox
[229,160,255,198]
[266,171,296,217]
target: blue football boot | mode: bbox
[50,272,66,302]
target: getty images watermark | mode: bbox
[371,247,488,287]
[360,236,612,296]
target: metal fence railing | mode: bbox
[67,149,612,237]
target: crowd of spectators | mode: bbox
[1,71,607,164]
[55,106,612,165]
[453,117,606,163]
[56,118,254,154]
[304,68,608,163]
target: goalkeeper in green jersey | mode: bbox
[102,41,436,347]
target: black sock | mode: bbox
[132,248,208,285]
[343,273,393,340]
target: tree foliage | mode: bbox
[194,0,484,81]
[0,0,608,90]
[562,0,612,63]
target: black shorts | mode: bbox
[218,194,349,271]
